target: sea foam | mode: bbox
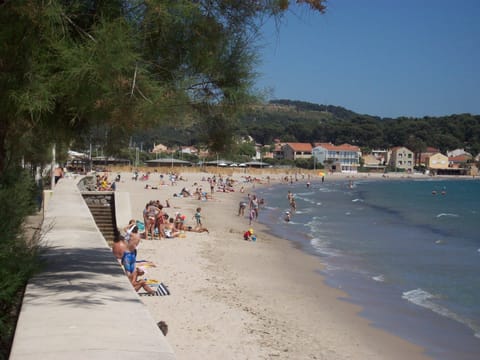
[436,213,459,218]
[402,288,480,337]
[310,237,340,257]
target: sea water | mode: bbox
[256,178,480,359]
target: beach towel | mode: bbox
[139,282,170,296]
[136,220,145,232]
[136,260,156,268]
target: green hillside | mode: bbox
[238,100,480,155]
[132,99,480,156]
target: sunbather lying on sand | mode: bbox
[186,225,209,233]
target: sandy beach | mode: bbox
[114,169,432,360]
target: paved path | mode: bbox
[9,178,175,360]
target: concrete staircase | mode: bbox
[82,192,118,245]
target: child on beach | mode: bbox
[243,228,255,241]
[193,207,203,228]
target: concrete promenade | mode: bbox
[9,178,175,359]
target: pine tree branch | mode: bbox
[131,64,138,98]
[61,12,96,43]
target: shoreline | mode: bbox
[115,170,433,359]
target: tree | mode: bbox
[405,135,426,167]
[2,2,333,356]
[0,0,327,175]
[236,142,256,158]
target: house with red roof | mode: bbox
[448,154,472,168]
[312,143,361,173]
[361,153,386,172]
[419,146,441,166]
[282,142,313,160]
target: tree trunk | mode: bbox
[0,126,6,177]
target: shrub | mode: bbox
[0,167,41,359]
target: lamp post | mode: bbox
[89,142,92,172]
[51,143,56,190]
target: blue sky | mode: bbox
[256,0,480,118]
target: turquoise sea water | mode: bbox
[256,178,480,360]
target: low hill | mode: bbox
[131,99,480,156]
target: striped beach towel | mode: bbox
[139,282,170,296]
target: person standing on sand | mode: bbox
[174,212,185,231]
[154,205,167,239]
[210,179,215,196]
[145,202,160,240]
[193,207,203,228]
[249,208,256,225]
[250,195,259,220]
[238,201,247,216]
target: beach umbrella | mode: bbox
[318,171,325,177]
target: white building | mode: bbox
[312,143,361,173]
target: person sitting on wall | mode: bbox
[112,234,127,264]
